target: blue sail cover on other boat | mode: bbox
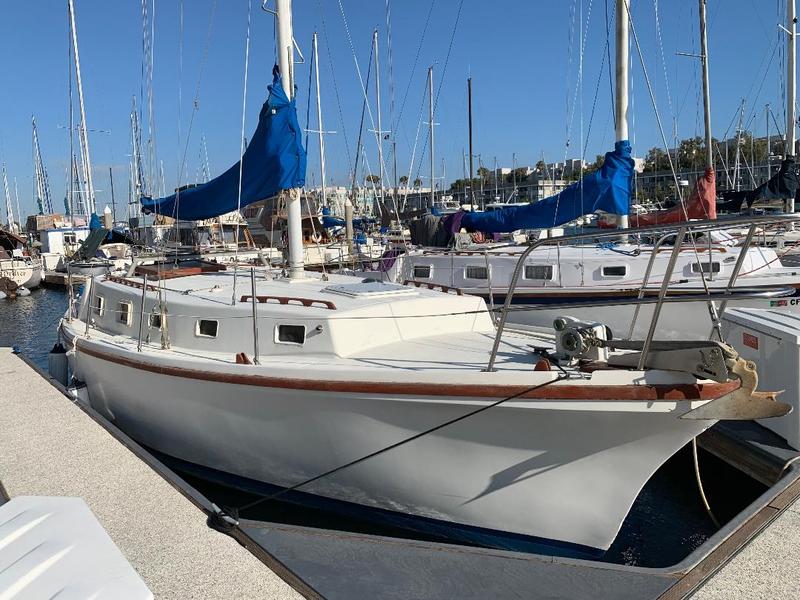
[459,140,633,233]
[141,67,306,221]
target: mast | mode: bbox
[766,103,771,181]
[13,178,22,232]
[615,0,630,230]
[68,0,96,216]
[32,116,53,215]
[2,164,14,231]
[67,4,74,221]
[312,33,327,209]
[373,30,385,205]
[467,77,475,209]
[109,166,117,225]
[428,66,435,209]
[734,98,744,191]
[699,0,713,173]
[787,0,797,214]
[276,0,304,279]
[494,156,498,199]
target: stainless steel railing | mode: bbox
[485,214,800,372]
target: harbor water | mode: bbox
[0,287,767,568]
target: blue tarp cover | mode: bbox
[321,215,375,230]
[141,67,306,221]
[460,140,633,233]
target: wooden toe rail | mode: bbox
[239,295,337,310]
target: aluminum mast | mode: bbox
[615,0,630,230]
[787,0,797,215]
[275,0,305,279]
[68,0,96,217]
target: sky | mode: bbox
[0,0,791,220]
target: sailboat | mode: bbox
[61,0,788,557]
[365,0,800,340]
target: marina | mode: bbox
[3,0,800,597]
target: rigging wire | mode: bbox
[412,0,465,185]
[231,0,253,306]
[317,0,354,182]
[395,0,435,130]
[385,0,398,189]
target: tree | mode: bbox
[535,160,546,173]
[477,166,491,179]
[399,175,409,186]
[413,178,422,189]
[366,174,381,184]
[643,147,669,173]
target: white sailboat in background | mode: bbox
[60,0,789,558]
[355,0,800,340]
[0,163,42,294]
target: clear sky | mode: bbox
[0,0,790,219]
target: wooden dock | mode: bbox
[42,271,86,287]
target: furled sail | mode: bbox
[454,140,634,234]
[141,67,306,221]
[631,167,716,227]
[717,157,798,213]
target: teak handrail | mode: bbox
[239,295,337,310]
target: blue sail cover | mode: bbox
[141,67,306,221]
[460,140,633,233]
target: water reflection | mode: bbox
[0,287,69,368]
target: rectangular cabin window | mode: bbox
[691,261,721,274]
[149,312,162,329]
[464,266,489,280]
[195,319,218,338]
[117,301,132,326]
[93,295,106,316]
[601,265,628,278]
[413,265,432,279]
[524,265,555,280]
[276,324,306,345]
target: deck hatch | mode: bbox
[323,281,418,299]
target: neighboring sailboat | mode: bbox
[362,0,800,339]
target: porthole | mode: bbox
[195,319,219,338]
[601,265,628,278]
[93,295,106,316]
[276,324,306,345]
[464,266,489,280]
[524,265,555,280]
[413,265,432,279]
[117,301,132,326]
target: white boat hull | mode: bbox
[72,342,713,555]
[492,292,800,339]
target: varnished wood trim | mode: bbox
[76,342,739,402]
[239,295,337,310]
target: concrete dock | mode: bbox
[694,503,800,599]
[0,348,300,599]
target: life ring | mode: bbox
[471,231,485,244]
[311,231,323,243]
